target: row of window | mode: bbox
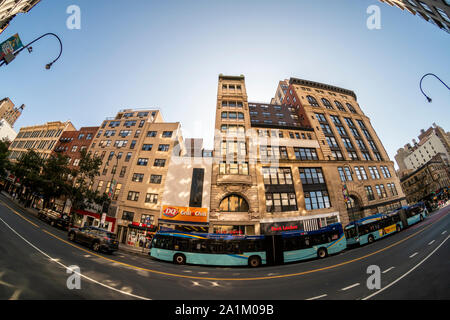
[365,183,398,201]
[97,129,173,139]
[307,96,358,113]
[338,165,392,182]
[16,129,64,139]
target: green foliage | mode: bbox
[0,140,11,178]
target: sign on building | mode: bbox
[0,34,23,61]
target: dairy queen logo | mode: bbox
[163,207,179,218]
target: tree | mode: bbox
[10,150,45,202]
[0,140,11,179]
[40,153,72,209]
[67,149,103,211]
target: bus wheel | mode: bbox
[317,248,328,259]
[248,256,261,268]
[368,235,375,244]
[173,254,186,265]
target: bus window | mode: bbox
[174,238,190,251]
[283,237,300,251]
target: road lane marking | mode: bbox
[442,231,447,235]
[306,294,327,300]
[341,283,360,291]
[0,200,39,228]
[382,267,395,274]
[0,217,151,300]
[363,235,450,300]
[409,252,418,258]
[2,195,447,282]
[428,240,435,245]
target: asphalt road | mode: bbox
[0,193,448,300]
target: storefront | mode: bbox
[159,205,209,233]
[260,212,340,235]
[123,222,157,248]
[72,209,116,232]
[212,225,255,235]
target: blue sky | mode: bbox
[1,0,449,168]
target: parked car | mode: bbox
[38,209,70,231]
[68,226,119,254]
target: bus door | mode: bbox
[398,209,408,228]
[265,235,284,265]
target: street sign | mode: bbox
[0,33,23,61]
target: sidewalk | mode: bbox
[118,243,150,256]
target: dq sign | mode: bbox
[161,205,208,223]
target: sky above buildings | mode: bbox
[1,0,449,168]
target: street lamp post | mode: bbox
[419,73,450,103]
[0,32,63,69]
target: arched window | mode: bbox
[321,98,334,110]
[346,103,358,114]
[306,95,319,107]
[334,100,346,112]
[219,194,249,212]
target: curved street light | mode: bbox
[419,73,450,103]
[0,32,63,69]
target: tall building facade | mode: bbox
[379,0,450,33]
[208,75,407,235]
[53,126,99,170]
[395,123,450,177]
[0,0,41,34]
[85,109,185,243]
[0,97,24,127]
[8,121,76,161]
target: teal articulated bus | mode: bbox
[150,223,347,267]
[344,213,402,246]
[344,202,428,247]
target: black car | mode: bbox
[38,209,70,231]
[68,226,119,253]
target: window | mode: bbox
[145,193,158,204]
[130,140,137,149]
[321,98,334,109]
[354,166,368,180]
[346,103,357,114]
[381,166,392,178]
[307,96,319,107]
[219,195,249,212]
[365,186,375,201]
[335,100,346,111]
[266,193,297,212]
[158,144,170,152]
[122,211,134,221]
[294,148,318,160]
[132,173,144,182]
[189,168,205,208]
[137,158,148,166]
[162,131,173,138]
[219,162,249,175]
[304,191,331,210]
[147,131,157,137]
[150,175,162,184]
[119,166,127,178]
[119,130,132,137]
[154,159,166,167]
[338,167,353,182]
[262,167,293,185]
[125,152,132,162]
[369,166,381,179]
[142,144,153,151]
[387,183,398,196]
[127,191,140,201]
[71,146,78,152]
[299,168,325,185]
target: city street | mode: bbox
[0,193,448,300]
